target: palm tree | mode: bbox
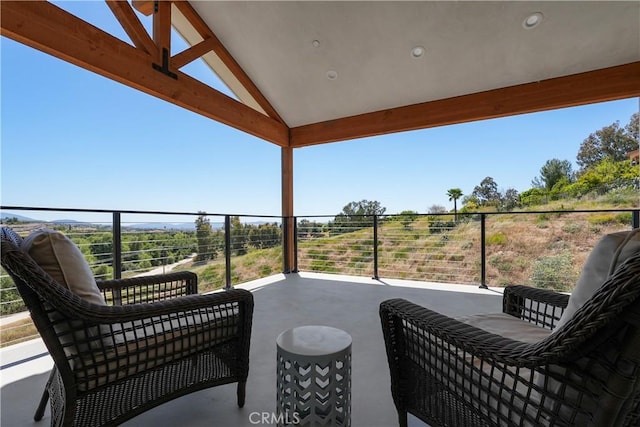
[446,188,463,221]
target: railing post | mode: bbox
[112,212,122,280]
[479,213,488,289]
[224,215,232,289]
[632,209,639,229]
[372,215,379,280]
[283,216,290,273]
[293,217,299,273]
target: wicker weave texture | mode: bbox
[1,227,254,427]
[381,253,640,427]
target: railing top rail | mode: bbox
[297,208,639,219]
[0,206,283,219]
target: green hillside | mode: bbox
[178,190,636,294]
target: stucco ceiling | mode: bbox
[180,1,640,128]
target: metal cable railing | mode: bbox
[1,205,638,348]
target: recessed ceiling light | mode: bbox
[312,40,320,48]
[411,46,426,59]
[326,70,338,80]
[523,12,543,29]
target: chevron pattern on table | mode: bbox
[277,351,351,426]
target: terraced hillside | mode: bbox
[177,205,633,294]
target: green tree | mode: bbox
[331,200,386,234]
[472,177,500,206]
[532,159,574,190]
[520,188,547,206]
[446,188,463,221]
[500,188,520,211]
[577,116,637,171]
[567,158,639,196]
[195,213,216,261]
[230,216,248,256]
[625,112,638,141]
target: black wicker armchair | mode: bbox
[380,252,640,427]
[1,227,253,427]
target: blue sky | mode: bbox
[1,2,638,223]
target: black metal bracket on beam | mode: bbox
[152,48,178,79]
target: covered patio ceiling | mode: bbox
[1,0,639,269]
[1,1,639,148]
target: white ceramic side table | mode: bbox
[276,325,352,426]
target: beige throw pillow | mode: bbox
[21,228,105,306]
[553,228,640,332]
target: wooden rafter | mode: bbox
[134,0,284,124]
[171,1,285,124]
[105,0,156,56]
[132,0,154,17]
[0,0,288,146]
[290,62,640,147]
[171,37,217,69]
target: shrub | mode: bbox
[561,222,582,234]
[486,232,507,245]
[520,188,548,206]
[427,216,456,234]
[587,213,617,225]
[489,254,512,272]
[461,241,474,250]
[615,212,633,225]
[258,264,273,276]
[530,252,574,292]
[535,213,551,228]
[200,265,223,287]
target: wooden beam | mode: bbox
[290,62,640,147]
[172,1,285,124]
[171,37,217,69]
[132,0,154,16]
[152,0,171,61]
[105,0,156,56]
[0,0,288,146]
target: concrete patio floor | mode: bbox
[1,272,505,427]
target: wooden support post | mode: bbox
[282,147,295,273]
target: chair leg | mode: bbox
[398,410,408,427]
[237,381,246,408]
[34,387,49,421]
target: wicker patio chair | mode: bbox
[380,236,640,426]
[1,227,253,427]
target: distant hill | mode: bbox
[124,221,275,231]
[125,222,201,231]
[0,212,38,222]
[124,220,277,231]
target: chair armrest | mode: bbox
[60,287,252,326]
[502,285,569,330]
[97,271,198,305]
